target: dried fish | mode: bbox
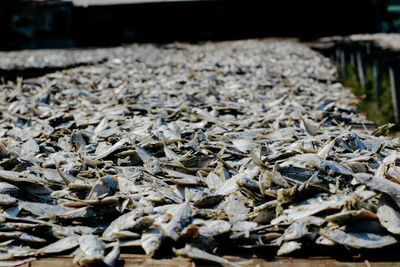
[377,194,400,235]
[326,209,378,225]
[73,235,106,265]
[320,228,397,249]
[277,241,302,256]
[38,236,80,255]
[355,173,400,201]
[173,244,245,267]
[196,219,231,237]
[271,195,349,225]
[19,201,72,218]
[0,39,398,265]
[0,194,16,206]
[161,202,192,241]
[102,209,152,241]
[104,244,120,267]
[140,227,164,256]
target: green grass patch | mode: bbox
[342,64,395,126]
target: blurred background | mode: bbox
[0,0,395,51]
[4,0,400,128]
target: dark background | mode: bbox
[0,0,390,50]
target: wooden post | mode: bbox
[373,57,382,106]
[356,50,366,89]
[335,48,341,67]
[350,52,355,68]
[340,49,346,78]
[389,64,400,124]
[330,54,335,66]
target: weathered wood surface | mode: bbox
[309,33,400,52]
[26,255,400,267]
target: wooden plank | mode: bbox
[30,257,78,267]
[29,255,192,267]
[121,254,192,266]
[26,255,400,267]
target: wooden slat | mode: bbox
[30,257,78,267]
[26,255,400,267]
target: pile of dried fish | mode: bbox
[0,39,399,266]
[0,46,135,71]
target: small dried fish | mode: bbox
[320,228,397,249]
[161,202,192,241]
[140,227,164,256]
[19,201,72,218]
[173,244,247,267]
[102,209,152,241]
[38,236,80,255]
[355,173,400,201]
[377,194,400,235]
[271,196,349,225]
[326,209,378,225]
[104,244,120,267]
[73,235,106,265]
[277,241,302,256]
[0,39,398,265]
